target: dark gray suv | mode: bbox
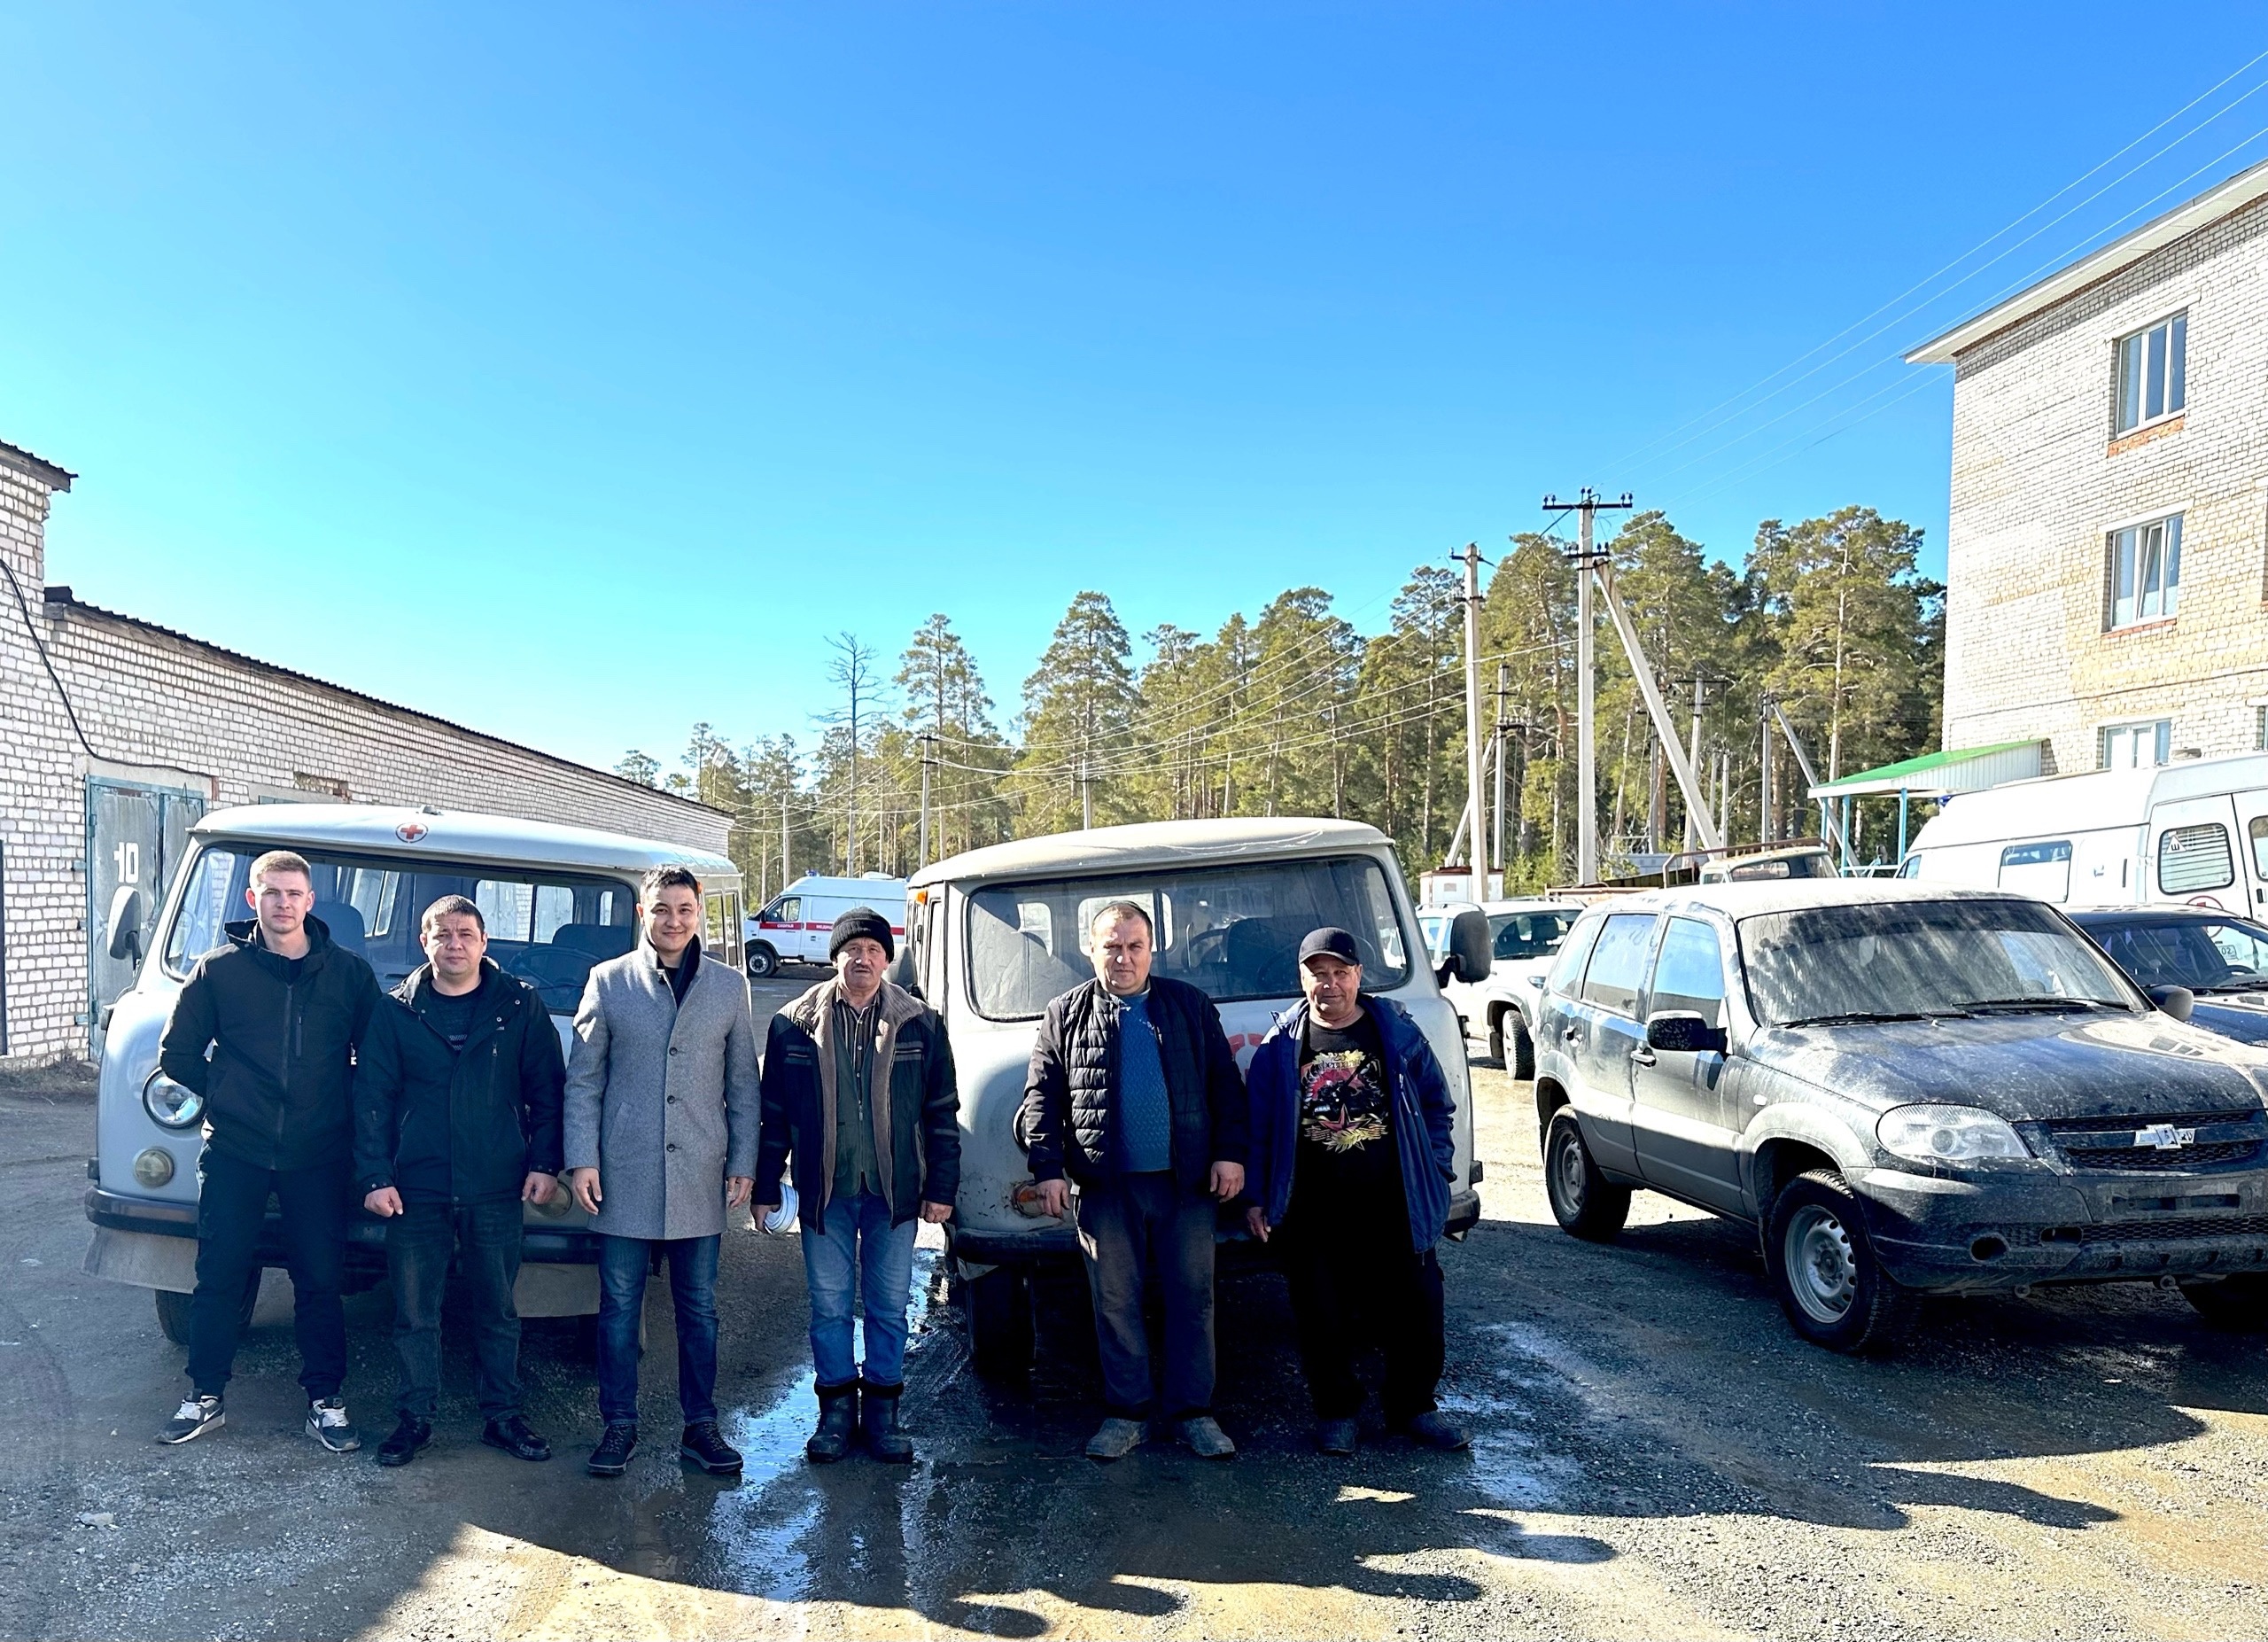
[1533,882,2268,1351]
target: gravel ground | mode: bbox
[4,1007,2266,1640]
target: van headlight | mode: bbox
[142,1070,205,1130]
[132,1148,175,1188]
[1876,1104,2031,1164]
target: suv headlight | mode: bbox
[1876,1104,2031,1164]
[142,1070,205,1131]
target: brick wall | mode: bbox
[1944,196,2268,774]
[0,446,729,1062]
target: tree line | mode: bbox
[619,504,1943,905]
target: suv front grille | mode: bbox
[2041,1111,2268,1174]
[2066,1215,2268,1245]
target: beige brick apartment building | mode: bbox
[1907,160,2268,777]
[1,439,729,1063]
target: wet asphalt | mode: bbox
[4,974,2267,1639]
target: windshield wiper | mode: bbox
[1957,996,2112,1014]
[1776,1009,1962,1028]
[2194,980,2268,996]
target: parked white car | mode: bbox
[1420,899,1581,1077]
[745,872,909,976]
[1901,751,2268,913]
[84,803,743,1340]
[899,818,1489,1377]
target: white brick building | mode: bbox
[1,439,729,1063]
[1907,161,2268,778]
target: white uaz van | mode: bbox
[83,803,743,1341]
[897,818,1490,1377]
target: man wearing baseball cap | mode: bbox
[1243,927,1467,1455]
[757,907,959,1463]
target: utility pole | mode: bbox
[1492,660,1509,883]
[1759,704,1775,843]
[1080,756,1093,830]
[1459,542,1487,885]
[917,732,936,867]
[781,789,792,890]
[1685,668,1705,851]
[1542,489,1633,884]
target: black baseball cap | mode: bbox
[1296,927,1362,968]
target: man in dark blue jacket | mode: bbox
[1244,927,1467,1456]
[353,895,565,1467]
[1021,900,1247,1462]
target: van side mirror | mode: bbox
[105,884,148,967]
[1645,1010,1728,1054]
[2147,984,2194,1023]
[1436,907,1492,984]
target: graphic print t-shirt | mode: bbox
[1293,1008,1399,1211]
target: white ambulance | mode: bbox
[744,872,910,975]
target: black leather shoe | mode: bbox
[680,1419,743,1475]
[859,1379,913,1464]
[586,1421,637,1477]
[806,1381,858,1463]
[377,1417,431,1467]
[481,1414,552,1462]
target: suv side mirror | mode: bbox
[1645,1010,1728,1054]
[1435,907,1492,984]
[105,884,148,967]
[2147,984,2194,1023]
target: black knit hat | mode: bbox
[829,907,895,961]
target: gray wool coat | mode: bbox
[562,940,760,1241]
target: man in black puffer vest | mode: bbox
[353,895,566,1468]
[154,850,379,1452]
[1020,900,1247,1462]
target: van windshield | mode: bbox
[164,844,639,1012]
[965,855,1411,1020]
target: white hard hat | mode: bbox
[755,1181,799,1236]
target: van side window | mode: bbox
[1997,839,2072,900]
[1648,918,1727,1028]
[2250,816,2268,879]
[2159,824,2234,895]
[703,891,742,971]
[1580,914,1656,1017]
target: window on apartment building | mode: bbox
[2256,704,2267,751]
[2101,719,2171,770]
[2115,311,2186,434]
[2106,514,2181,627]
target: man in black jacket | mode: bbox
[154,850,379,1451]
[756,908,959,1465]
[353,895,566,1467]
[1021,900,1247,1462]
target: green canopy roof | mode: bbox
[1808,740,2044,800]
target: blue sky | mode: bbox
[8,4,2268,778]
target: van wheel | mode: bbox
[745,943,778,978]
[154,1273,259,1349]
[2180,1275,2268,1333]
[1543,1108,1629,1242]
[963,1267,1034,1381]
[1766,1171,1916,1353]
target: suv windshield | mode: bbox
[966,856,1410,1020]
[1739,898,2137,1026]
[165,844,640,1012]
[1490,908,1574,961]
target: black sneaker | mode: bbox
[586,1421,638,1477]
[377,1417,431,1467]
[306,1397,361,1453]
[481,1414,552,1463]
[156,1394,224,1445]
[680,1420,743,1475]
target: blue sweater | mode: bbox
[1115,991,1174,1173]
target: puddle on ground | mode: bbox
[703,1238,949,1601]
[1446,1320,1587,1511]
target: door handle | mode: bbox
[1630,1045,1656,1066]
[1562,1025,1581,1043]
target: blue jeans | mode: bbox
[595,1233,719,1426]
[802,1189,920,1388]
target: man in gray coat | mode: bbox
[564,866,758,1478]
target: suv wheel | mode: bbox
[1542,1108,1629,1242]
[2179,1275,2268,1333]
[1505,1010,1535,1080]
[1766,1171,1915,1353]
